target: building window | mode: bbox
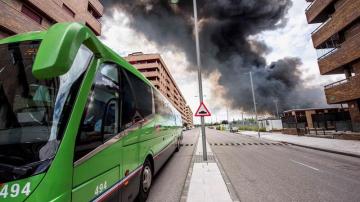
[62,4,75,17]
[88,3,101,19]
[0,26,15,38]
[148,76,159,81]
[21,5,42,24]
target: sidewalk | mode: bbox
[237,131,360,157]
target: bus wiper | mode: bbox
[0,158,53,176]
[0,163,31,175]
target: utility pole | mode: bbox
[242,111,244,125]
[274,99,279,118]
[193,0,207,161]
[227,107,229,129]
[250,71,260,138]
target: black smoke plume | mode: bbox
[102,0,326,114]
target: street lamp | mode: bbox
[172,0,207,160]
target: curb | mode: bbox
[280,141,360,159]
[237,132,360,159]
[180,130,200,202]
[212,149,241,202]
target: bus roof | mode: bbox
[0,31,46,44]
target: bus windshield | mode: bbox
[0,41,92,182]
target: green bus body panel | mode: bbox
[0,22,182,202]
[0,174,44,202]
[72,167,119,202]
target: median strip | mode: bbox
[186,134,233,202]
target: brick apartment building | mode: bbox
[125,52,194,127]
[0,0,103,38]
[305,0,360,131]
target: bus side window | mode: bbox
[124,69,153,118]
[74,64,119,162]
[120,69,137,129]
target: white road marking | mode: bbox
[291,159,320,171]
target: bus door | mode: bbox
[72,63,121,202]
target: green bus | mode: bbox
[0,22,183,202]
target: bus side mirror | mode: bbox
[32,23,94,79]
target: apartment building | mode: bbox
[125,52,194,127]
[305,0,360,131]
[0,0,103,38]
[185,105,194,127]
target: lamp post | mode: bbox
[193,0,207,161]
[171,0,207,160]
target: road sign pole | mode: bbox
[193,0,207,161]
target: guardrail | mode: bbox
[305,0,316,11]
[311,16,332,35]
[324,74,359,89]
[317,47,339,60]
[324,78,349,89]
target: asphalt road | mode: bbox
[206,129,360,202]
[147,129,199,202]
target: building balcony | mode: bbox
[27,0,73,22]
[318,33,360,75]
[325,74,360,104]
[305,0,335,24]
[133,62,159,69]
[149,80,160,86]
[311,0,360,48]
[142,71,159,78]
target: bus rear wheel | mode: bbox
[138,159,152,201]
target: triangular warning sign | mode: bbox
[195,102,211,117]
